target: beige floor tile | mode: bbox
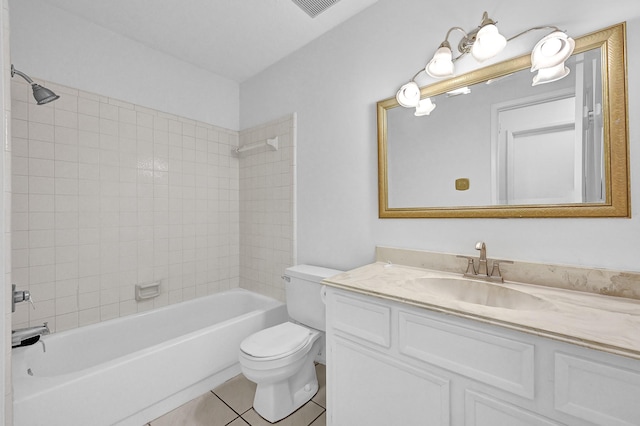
[312,364,326,408]
[241,402,324,426]
[213,374,257,414]
[150,392,237,426]
[310,411,326,425]
[228,417,251,425]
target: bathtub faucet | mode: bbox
[12,322,50,348]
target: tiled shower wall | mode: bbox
[238,114,296,302]
[10,77,240,332]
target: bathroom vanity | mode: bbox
[323,247,640,426]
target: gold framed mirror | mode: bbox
[378,23,629,218]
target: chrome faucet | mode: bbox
[12,322,50,348]
[475,241,488,276]
[458,241,513,283]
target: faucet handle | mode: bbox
[12,284,34,312]
[489,260,514,283]
[457,255,477,277]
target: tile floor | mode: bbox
[147,364,326,426]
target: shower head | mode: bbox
[11,65,60,105]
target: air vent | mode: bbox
[292,0,340,18]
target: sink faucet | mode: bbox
[458,241,513,283]
[12,322,50,348]
[475,241,488,276]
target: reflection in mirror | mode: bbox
[378,23,629,218]
[387,49,602,208]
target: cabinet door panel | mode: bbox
[331,292,391,347]
[330,337,450,426]
[399,311,535,398]
[465,391,560,426]
[555,353,640,426]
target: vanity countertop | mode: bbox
[323,262,640,360]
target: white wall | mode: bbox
[240,0,640,272]
[9,0,239,131]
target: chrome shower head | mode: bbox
[11,65,60,105]
[30,83,60,105]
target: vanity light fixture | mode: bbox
[397,12,575,114]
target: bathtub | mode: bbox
[12,289,288,426]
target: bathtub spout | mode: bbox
[12,322,50,348]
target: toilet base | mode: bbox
[252,357,319,423]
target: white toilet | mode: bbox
[239,265,342,423]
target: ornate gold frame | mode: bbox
[378,23,629,218]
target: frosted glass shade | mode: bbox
[414,98,436,116]
[532,63,570,86]
[471,24,507,62]
[396,81,421,107]
[531,31,575,71]
[426,46,454,78]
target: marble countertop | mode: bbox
[323,262,640,360]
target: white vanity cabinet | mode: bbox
[325,287,640,426]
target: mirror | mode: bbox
[378,23,629,218]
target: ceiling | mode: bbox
[41,0,379,83]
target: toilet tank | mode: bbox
[284,265,343,331]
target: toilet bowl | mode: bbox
[238,264,343,423]
[239,321,321,422]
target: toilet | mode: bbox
[239,265,343,423]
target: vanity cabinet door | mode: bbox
[553,352,640,426]
[329,336,450,426]
[465,391,562,426]
[326,287,640,426]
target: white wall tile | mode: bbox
[12,79,241,329]
[238,114,295,302]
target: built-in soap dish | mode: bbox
[135,281,161,301]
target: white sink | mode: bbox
[408,277,553,310]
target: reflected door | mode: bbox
[496,96,582,205]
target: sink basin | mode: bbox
[407,277,552,310]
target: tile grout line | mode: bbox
[307,401,326,425]
[212,390,247,420]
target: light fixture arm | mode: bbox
[443,27,468,45]
[506,25,562,42]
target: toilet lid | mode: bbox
[241,322,312,358]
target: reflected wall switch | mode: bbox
[455,178,470,191]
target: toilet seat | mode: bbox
[240,322,314,360]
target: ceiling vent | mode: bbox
[292,0,340,18]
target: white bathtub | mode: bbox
[12,289,288,426]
